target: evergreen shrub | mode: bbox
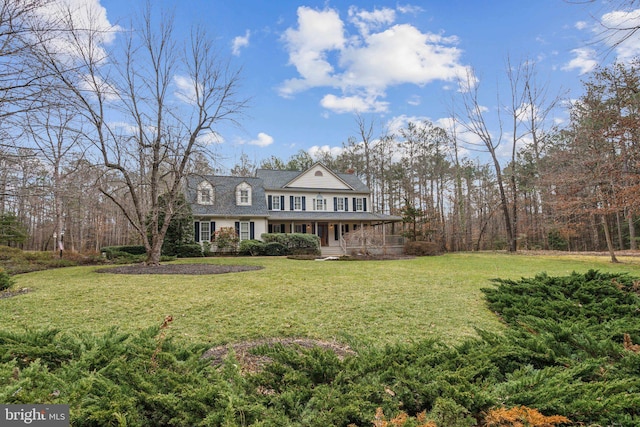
[261,233,320,255]
[101,245,147,257]
[263,241,289,256]
[0,268,14,291]
[172,244,203,258]
[238,239,265,256]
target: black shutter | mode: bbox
[281,223,286,233]
[235,222,240,237]
[363,198,367,212]
[268,224,273,233]
[302,196,306,211]
[344,197,348,211]
[194,222,200,242]
[333,197,337,211]
[302,224,307,233]
[250,222,255,239]
[268,195,272,210]
[280,196,285,210]
[290,196,294,210]
[345,224,349,233]
[353,198,357,211]
[334,224,339,241]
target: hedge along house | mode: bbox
[187,163,403,255]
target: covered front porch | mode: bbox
[266,212,404,256]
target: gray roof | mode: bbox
[186,175,268,217]
[186,167,399,223]
[255,168,370,193]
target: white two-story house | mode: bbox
[188,162,402,255]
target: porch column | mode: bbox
[383,222,386,246]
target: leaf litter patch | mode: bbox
[202,338,357,374]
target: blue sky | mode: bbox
[76,0,640,171]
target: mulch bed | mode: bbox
[95,264,264,275]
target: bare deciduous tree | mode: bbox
[33,3,246,264]
[455,68,517,252]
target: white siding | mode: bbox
[265,191,368,211]
[285,164,352,190]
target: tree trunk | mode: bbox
[602,214,619,263]
[628,210,637,250]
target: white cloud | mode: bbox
[279,5,470,114]
[397,4,424,15]
[37,0,120,63]
[232,30,250,56]
[340,24,467,89]
[600,8,640,61]
[575,21,589,30]
[407,95,421,106]
[309,144,344,159]
[320,93,389,113]
[248,132,274,147]
[174,75,196,104]
[562,48,598,75]
[385,114,429,136]
[348,6,396,36]
[79,74,119,101]
[197,131,224,145]
[280,6,345,95]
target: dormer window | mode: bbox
[236,182,252,206]
[197,181,214,205]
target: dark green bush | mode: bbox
[261,233,320,255]
[404,240,440,256]
[0,268,14,291]
[172,244,203,258]
[238,239,265,256]
[263,241,289,256]
[101,245,147,257]
[547,229,569,251]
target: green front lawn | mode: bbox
[3,252,640,347]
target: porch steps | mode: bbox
[320,246,345,257]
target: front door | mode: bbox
[317,222,329,246]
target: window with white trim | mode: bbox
[314,194,326,211]
[197,181,214,205]
[236,182,252,206]
[293,196,302,211]
[239,221,250,241]
[355,197,364,211]
[335,197,345,211]
[272,196,281,210]
[200,222,211,242]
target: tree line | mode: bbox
[1,0,639,262]
[248,59,640,260]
